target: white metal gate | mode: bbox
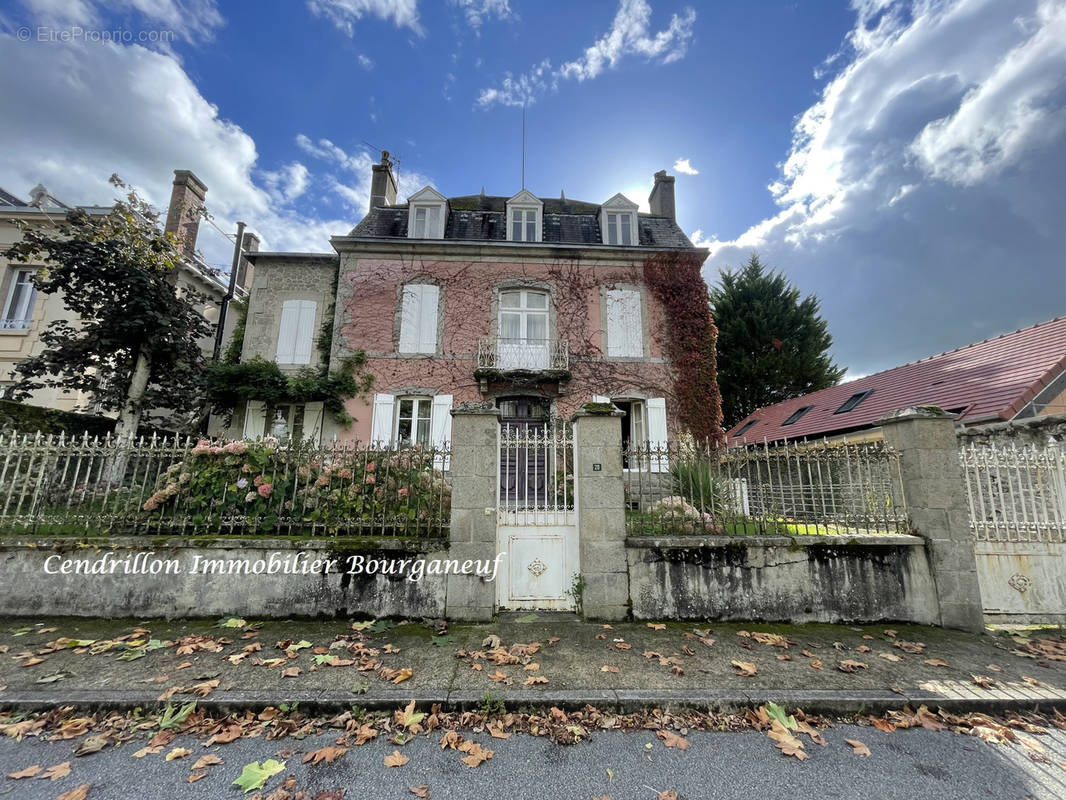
[496,422,578,610]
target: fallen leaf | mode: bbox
[523,675,548,686]
[971,674,997,689]
[390,668,414,684]
[646,623,666,631]
[845,738,871,756]
[810,659,823,670]
[165,747,191,761]
[658,793,678,800]
[458,741,493,768]
[303,746,347,765]
[39,761,71,781]
[281,667,301,678]
[731,660,758,677]
[132,746,162,758]
[482,635,501,648]
[191,755,222,770]
[74,734,109,757]
[7,765,41,779]
[20,657,45,667]
[601,665,620,674]
[232,759,286,793]
[657,730,689,751]
[615,642,632,651]
[56,785,90,800]
[487,724,510,739]
[384,750,410,768]
[894,640,925,654]
[879,652,903,662]
[924,659,949,667]
[353,724,379,746]
[871,718,896,733]
[837,659,868,673]
[523,663,540,672]
[410,787,430,798]
[768,721,807,760]
[187,772,207,784]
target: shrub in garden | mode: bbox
[141,439,450,534]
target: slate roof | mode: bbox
[348,194,695,248]
[0,187,27,207]
[727,316,1066,444]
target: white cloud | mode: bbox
[703,0,1066,375]
[450,0,512,31]
[673,157,698,175]
[295,134,433,213]
[687,228,714,249]
[307,0,422,37]
[0,35,433,273]
[17,0,224,44]
[478,0,695,108]
[357,53,373,69]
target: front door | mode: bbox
[495,396,578,610]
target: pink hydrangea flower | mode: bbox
[365,461,376,472]
[253,475,265,487]
[257,483,273,499]
[364,474,376,484]
[223,441,248,455]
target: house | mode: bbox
[0,170,255,422]
[727,316,1066,445]
[233,152,709,449]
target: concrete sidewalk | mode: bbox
[0,614,1063,715]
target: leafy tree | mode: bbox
[710,253,844,428]
[4,176,214,435]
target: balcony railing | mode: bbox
[477,337,569,372]
[0,318,32,330]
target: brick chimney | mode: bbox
[648,170,676,221]
[164,170,207,259]
[236,231,259,292]
[369,150,397,209]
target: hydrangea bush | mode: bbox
[141,439,451,535]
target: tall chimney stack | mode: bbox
[236,231,259,292]
[648,170,676,221]
[165,169,208,260]
[369,150,397,209]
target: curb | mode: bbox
[3,688,1065,716]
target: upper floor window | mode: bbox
[599,193,639,247]
[406,186,447,239]
[276,299,317,365]
[398,283,439,354]
[2,269,37,330]
[505,190,543,243]
[498,289,549,369]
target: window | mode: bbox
[2,269,37,330]
[782,405,813,426]
[599,194,639,246]
[505,190,543,243]
[243,400,323,444]
[275,300,317,364]
[605,288,643,357]
[369,393,453,457]
[734,419,759,437]
[604,212,634,245]
[602,396,667,472]
[834,389,873,414]
[498,289,549,369]
[398,283,439,354]
[406,186,447,239]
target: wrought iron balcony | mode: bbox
[0,318,31,331]
[477,337,571,392]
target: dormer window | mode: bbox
[505,190,543,243]
[599,193,639,246]
[406,186,447,239]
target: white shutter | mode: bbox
[243,400,266,439]
[275,301,300,363]
[370,393,395,446]
[428,205,441,238]
[646,397,668,473]
[418,285,439,354]
[302,401,324,445]
[398,285,421,353]
[606,290,642,357]
[430,393,453,470]
[293,301,317,364]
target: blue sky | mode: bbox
[0,0,1063,377]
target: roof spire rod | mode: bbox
[521,102,526,190]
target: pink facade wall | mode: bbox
[336,255,675,442]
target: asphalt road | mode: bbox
[1,725,1064,800]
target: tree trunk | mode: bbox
[104,348,152,486]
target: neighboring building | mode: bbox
[727,316,1066,445]
[0,170,255,420]
[235,152,707,448]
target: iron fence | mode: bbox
[0,432,451,537]
[624,438,909,536]
[961,440,1066,543]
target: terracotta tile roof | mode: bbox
[727,316,1066,444]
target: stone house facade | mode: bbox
[235,153,709,449]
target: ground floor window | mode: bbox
[369,393,453,453]
[243,400,323,444]
[395,396,432,446]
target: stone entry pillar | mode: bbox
[445,402,499,622]
[879,407,985,632]
[572,404,630,620]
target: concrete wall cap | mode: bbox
[877,406,960,425]
[451,401,499,416]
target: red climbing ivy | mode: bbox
[643,251,725,445]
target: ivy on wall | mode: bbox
[642,251,725,444]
